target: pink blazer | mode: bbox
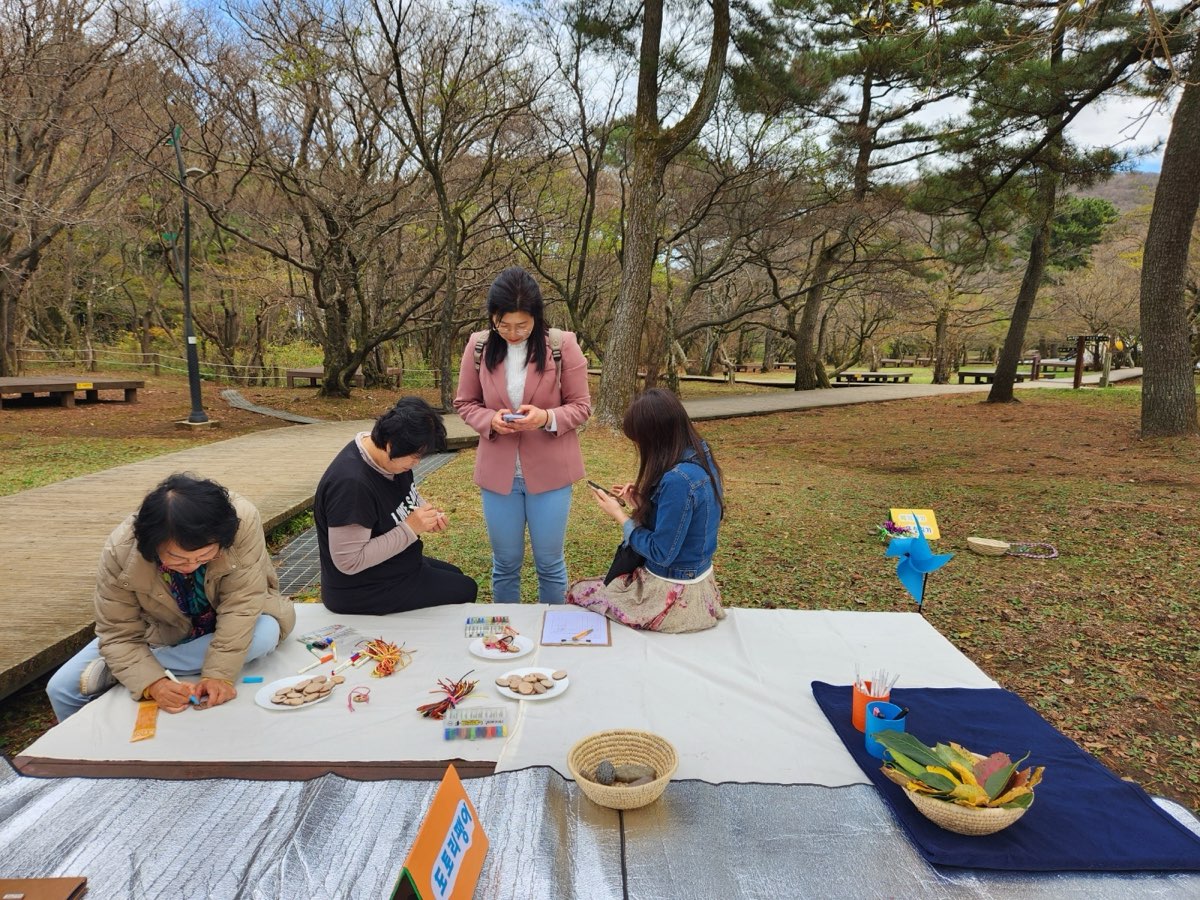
[453,329,592,494]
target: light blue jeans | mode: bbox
[46,614,281,721]
[481,475,572,604]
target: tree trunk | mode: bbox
[1141,56,1200,437]
[989,178,1056,402]
[793,249,834,390]
[932,307,951,384]
[762,330,776,372]
[595,0,729,425]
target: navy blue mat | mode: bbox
[812,681,1200,872]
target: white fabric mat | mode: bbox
[22,603,996,785]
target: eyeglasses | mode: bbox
[494,320,534,336]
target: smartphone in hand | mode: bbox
[502,413,526,422]
[587,480,627,507]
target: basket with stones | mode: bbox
[568,729,678,810]
[272,674,346,706]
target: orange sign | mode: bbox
[889,508,941,540]
[392,765,488,900]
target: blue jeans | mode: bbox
[46,614,282,721]
[481,475,572,603]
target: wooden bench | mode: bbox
[0,376,143,410]
[835,370,914,384]
[286,366,403,388]
[881,358,930,367]
[957,369,1029,385]
[1036,360,1076,373]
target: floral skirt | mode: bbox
[566,568,725,633]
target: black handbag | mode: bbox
[602,502,655,585]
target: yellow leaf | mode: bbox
[926,765,962,785]
[989,784,1032,806]
[949,782,990,806]
[949,761,979,786]
[907,780,942,794]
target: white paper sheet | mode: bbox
[539,607,610,646]
[21,603,997,785]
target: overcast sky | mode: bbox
[1071,93,1177,172]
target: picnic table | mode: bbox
[0,375,143,409]
[881,357,930,367]
[834,370,913,384]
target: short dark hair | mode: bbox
[133,473,240,562]
[371,396,447,458]
[483,266,548,373]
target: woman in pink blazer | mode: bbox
[453,268,592,602]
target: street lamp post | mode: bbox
[168,124,209,424]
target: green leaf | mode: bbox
[984,762,1017,800]
[886,748,928,779]
[910,768,956,793]
[1000,791,1035,809]
[871,730,946,770]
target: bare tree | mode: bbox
[0,0,148,374]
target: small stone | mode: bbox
[331,675,345,684]
[532,681,547,694]
[540,680,554,690]
[613,763,657,783]
[303,683,323,695]
[495,676,510,686]
[294,679,311,690]
[594,760,616,785]
[624,774,656,787]
[518,682,534,695]
[311,675,327,683]
[551,670,567,680]
[285,697,304,706]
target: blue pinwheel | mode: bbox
[884,518,953,606]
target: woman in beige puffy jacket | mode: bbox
[46,473,296,721]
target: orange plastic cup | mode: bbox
[852,681,890,732]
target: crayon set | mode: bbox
[464,615,510,638]
[442,705,508,741]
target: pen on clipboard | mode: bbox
[568,628,592,642]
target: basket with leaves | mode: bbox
[873,730,1045,836]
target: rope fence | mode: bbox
[15,347,441,388]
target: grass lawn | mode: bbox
[1,371,1197,815]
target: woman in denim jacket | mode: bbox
[568,388,726,632]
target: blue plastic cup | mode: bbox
[864,701,906,759]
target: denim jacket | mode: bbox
[621,448,721,580]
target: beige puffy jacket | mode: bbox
[92,493,296,698]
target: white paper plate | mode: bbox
[468,634,535,660]
[495,667,569,701]
[255,675,337,711]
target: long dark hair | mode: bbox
[622,388,724,523]
[482,266,548,372]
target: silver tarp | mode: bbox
[1,760,1198,898]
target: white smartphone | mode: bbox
[502,413,526,422]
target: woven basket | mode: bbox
[567,729,678,810]
[906,789,1029,835]
[967,536,1010,557]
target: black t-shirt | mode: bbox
[315,440,423,611]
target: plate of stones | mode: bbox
[255,674,344,710]
[494,667,569,701]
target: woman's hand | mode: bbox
[405,505,447,534]
[590,484,628,525]
[489,410,520,434]
[146,677,195,713]
[510,404,550,430]
[613,482,640,508]
[195,678,237,709]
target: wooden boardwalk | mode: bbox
[0,417,478,701]
[0,370,1142,702]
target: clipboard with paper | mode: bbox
[540,608,611,646]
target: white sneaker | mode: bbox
[79,658,116,697]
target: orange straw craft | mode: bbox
[360,637,413,678]
[416,672,477,719]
